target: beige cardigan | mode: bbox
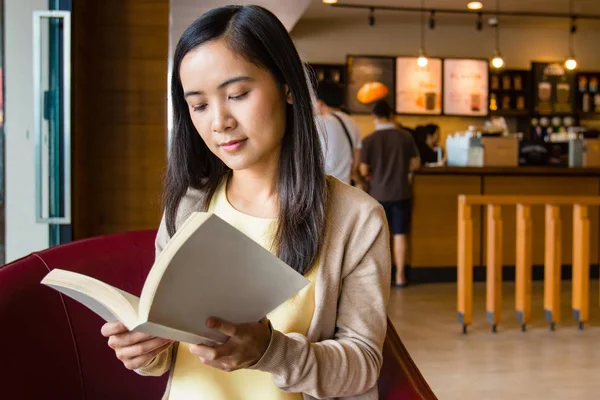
[137,176,391,400]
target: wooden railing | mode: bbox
[457,195,600,334]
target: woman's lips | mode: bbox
[220,139,247,152]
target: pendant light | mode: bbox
[565,0,577,70]
[417,0,429,67]
[491,0,504,68]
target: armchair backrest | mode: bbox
[0,230,436,399]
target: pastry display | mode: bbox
[356,81,389,104]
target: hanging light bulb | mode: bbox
[491,52,504,69]
[322,0,338,4]
[417,0,428,67]
[417,49,429,67]
[565,13,577,70]
[490,1,503,69]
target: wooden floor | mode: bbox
[388,281,600,400]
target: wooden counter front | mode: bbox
[410,167,600,278]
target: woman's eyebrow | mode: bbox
[184,76,254,98]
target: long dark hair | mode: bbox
[165,5,326,275]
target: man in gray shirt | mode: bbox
[360,100,420,287]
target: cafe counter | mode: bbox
[409,166,600,282]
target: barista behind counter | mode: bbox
[413,124,446,167]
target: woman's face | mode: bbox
[179,39,289,171]
[427,131,439,147]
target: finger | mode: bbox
[115,337,172,360]
[201,356,239,372]
[101,321,128,337]
[188,339,236,361]
[108,331,157,349]
[122,341,173,371]
[207,318,240,338]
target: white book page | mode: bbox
[142,214,309,340]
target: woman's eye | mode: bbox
[230,92,249,101]
[192,104,207,112]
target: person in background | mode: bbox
[361,100,420,287]
[415,123,445,166]
[315,80,366,189]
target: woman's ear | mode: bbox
[284,85,293,105]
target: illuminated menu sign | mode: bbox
[395,57,442,115]
[443,59,489,116]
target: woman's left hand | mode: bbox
[189,317,271,372]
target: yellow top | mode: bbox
[168,179,319,400]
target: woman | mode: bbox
[416,124,445,166]
[101,5,390,400]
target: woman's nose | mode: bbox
[211,105,236,133]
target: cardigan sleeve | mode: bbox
[249,202,391,398]
[134,343,175,377]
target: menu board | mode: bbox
[443,59,489,116]
[532,62,575,115]
[395,57,442,115]
[346,56,395,114]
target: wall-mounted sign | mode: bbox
[532,62,575,115]
[346,56,395,114]
[443,59,489,116]
[395,57,442,115]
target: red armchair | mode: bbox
[0,230,436,399]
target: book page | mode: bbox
[45,284,120,323]
[140,213,309,341]
[133,321,221,346]
[139,211,212,311]
[41,269,140,329]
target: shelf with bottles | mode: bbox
[308,63,346,85]
[489,69,530,116]
[575,72,600,118]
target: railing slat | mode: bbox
[486,205,503,333]
[572,205,590,330]
[515,205,532,332]
[457,198,473,334]
[544,205,562,331]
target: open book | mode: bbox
[41,212,309,345]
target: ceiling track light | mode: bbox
[476,12,483,30]
[368,7,375,26]
[331,3,600,22]
[429,10,436,29]
[468,1,483,11]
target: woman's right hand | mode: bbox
[101,321,173,370]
